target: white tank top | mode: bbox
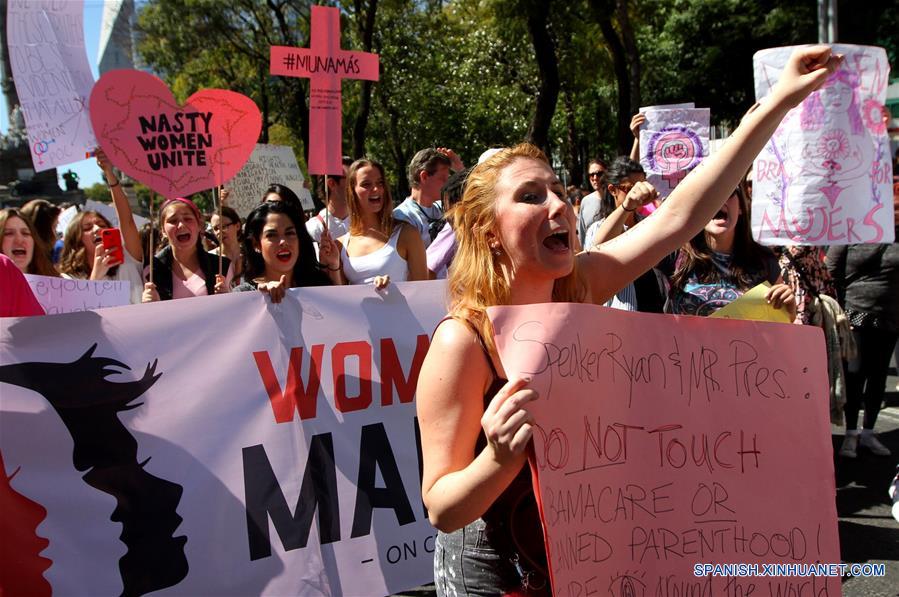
[340,226,409,285]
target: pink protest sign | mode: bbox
[90,70,262,199]
[270,5,379,175]
[488,304,840,597]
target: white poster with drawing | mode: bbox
[752,45,893,246]
[6,0,97,172]
[639,106,710,199]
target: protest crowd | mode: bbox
[2,21,899,596]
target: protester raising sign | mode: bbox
[752,44,893,246]
[6,0,97,172]
[639,104,710,199]
[270,5,379,175]
[89,70,262,199]
[228,144,315,217]
[0,282,445,595]
[489,304,839,596]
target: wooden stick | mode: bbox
[323,175,329,235]
[216,186,224,277]
[148,192,155,285]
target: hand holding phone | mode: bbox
[100,228,124,266]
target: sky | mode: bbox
[2,1,106,188]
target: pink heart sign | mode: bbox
[90,70,262,199]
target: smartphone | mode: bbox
[100,228,124,265]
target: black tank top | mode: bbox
[436,317,550,587]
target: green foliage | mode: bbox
[134,0,896,194]
[82,183,112,203]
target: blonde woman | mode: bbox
[416,47,842,595]
[336,158,427,288]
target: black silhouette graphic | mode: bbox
[0,344,188,596]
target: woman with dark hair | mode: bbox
[209,205,244,286]
[234,201,342,301]
[665,182,797,319]
[337,158,427,287]
[142,197,232,302]
[582,157,667,312]
[262,184,306,215]
[20,199,60,264]
[59,150,144,303]
[0,208,58,277]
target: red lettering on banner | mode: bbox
[380,335,430,406]
[332,341,373,413]
[253,346,324,423]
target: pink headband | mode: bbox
[160,197,202,222]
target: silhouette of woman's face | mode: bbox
[820,79,853,112]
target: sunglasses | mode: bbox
[588,171,605,178]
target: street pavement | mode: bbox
[834,370,899,597]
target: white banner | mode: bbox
[6,0,97,172]
[0,281,447,595]
[752,44,893,246]
[639,106,710,198]
[227,144,314,217]
[24,274,131,315]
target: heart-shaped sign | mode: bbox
[90,69,262,199]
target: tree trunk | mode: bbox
[563,91,582,187]
[616,0,641,113]
[378,89,409,200]
[592,0,631,155]
[259,66,270,144]
[524,0,560,156]
[352,0,378,158]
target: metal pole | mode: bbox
[817,0,827,43]
[827,0,838,43]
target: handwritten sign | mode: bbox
[640,106,710,198]
[709,283,793,324]
[89,69,262,199]
[24,274,130,315]
[270,5,379,175]
[753,44,893,246]
[228,144,314,217]
[6,0,97,172]
[489,304,840,596]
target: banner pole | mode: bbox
[148,192,155,286]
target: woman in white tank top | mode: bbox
[336,159,427,286]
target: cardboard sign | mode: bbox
[488,304,840,596]
[6,0,97,172]
[0,281,446,595]
[89,69,262,199]
[752,45,893,246]
[24,274,130,315]
[640,106,711,198]
[228,144,314,217]
[270,5,379,175]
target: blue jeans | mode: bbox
[434,518,550,596]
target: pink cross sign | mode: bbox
[270,6,379,175]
